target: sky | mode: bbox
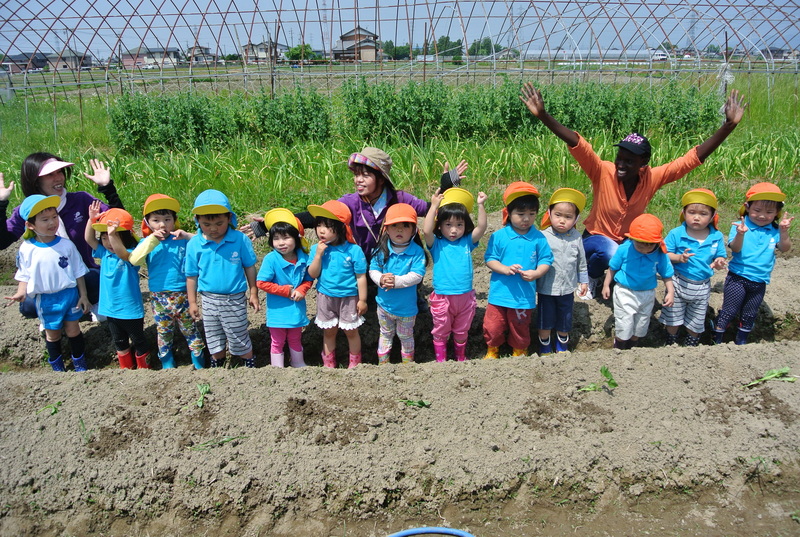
[1,1,798,60]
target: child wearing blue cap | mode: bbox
[5,195,91,371]
[185,190,260,368]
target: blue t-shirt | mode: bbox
[609,240,674,291]
[369,241,427,317]
[184,229,257,294]
[430,235,478,295]
[309,241,367,298]
[665,223,726,282]
[146,237,189,293]
[727,216,781,283]
[94,243,144,319]
[484,225,553,309]
[257,249,313,329]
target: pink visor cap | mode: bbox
[38,158,74,177]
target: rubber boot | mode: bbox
[433,341,447,363]
[454,340,467,362]
[628,339,638,349]
[483,346,499,360]
[49,355,66,372]
[684,334,701,347]
[289,348,307,368]
[117,350,134,370]
[159,350,176,369]
[377,352,390,366]
[734,329,749,346]
[321,351,336,368]
[191,351,206,369]
[243,356,256,368]
[613,339,628,350]
[270,352,285,368]
[348,353,362,369]
[72,354,88,372]
[209,357,223,368]
[538,337,553,356]
[712,330,724,345]
[135,352,151,370]
[512,348,527,357]
[401,352,414,364]
[555,334,569,353]
[665,333,680,346]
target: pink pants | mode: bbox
[483,303,532,349]
[430,290,477,343]
[270,327,303,354]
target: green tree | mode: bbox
[468,37,498,57]
[705,44,721,54]
[436,35,463,56]
[393,44,411,60]
[382,40,394,59]
[286,44,317,62]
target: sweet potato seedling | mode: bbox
[36,401,62,415]
[196,383,211,408]
[399,399,431,408]
[744,367,797,388]
[578,366,618,393]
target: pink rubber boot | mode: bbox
[433,341,447,363]
[321,351,336,368]
[454,340,467,362]
[348,353,362,369]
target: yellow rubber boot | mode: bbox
[483,346,500,360]
[512,348,527,357]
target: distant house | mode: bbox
[331,26,379,61]
[121,46,182,69]
[242,40,289,63]
[46,48,93,71]
[186,45,218,64]
[1,52,48,74]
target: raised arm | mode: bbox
[519,82,579,148]
[423,188,444,248]
[695,90,747,162]
[84,200,101,250]
[472,191,488,243]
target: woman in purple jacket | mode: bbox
[1,152,125,317]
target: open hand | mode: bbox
[84,159,111,187]
[725,90,748,125]
[519,82,545,117]
[88,199,102,221]
[0,173,15,202]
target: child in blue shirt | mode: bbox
[483,182,553,359]
[6,195,91,371]
[129,194,207,369]
[423,187,488,362]
[602,214,675,349]
[711,182,793,345]
[85,202,149,369]
[369,203,427,365]
[660,189,727,346]
[185,190,260,368]
[256,208,313,368]
[307,200,368,369]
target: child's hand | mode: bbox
[724,89,748,125]
[4,290,26,305]
[356,299,367,316]
[380,273,395,289]
[88,200,102,221]
[519,82,546,117]
[577,282,589,297]
[249,292,260,312]
[0,173,15,202]
[189,304,201,321]
[476,191,488,205]
[152,229,169,241]
[601,284,611,300]
[289,289,305,301]
[506,263,522,276]
[171,229,194,240]
[518,269,537,282]
[105,220,120,234]
[316,241,328,255]
[735,217,748,235]
[84,159,111,187]
[76,295,92,314]
[710,257,727,270]
[779,211,794,231]
[431,188,444,206]
[663,291,675,308]
[677,249,695,263]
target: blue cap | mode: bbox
[192,189,236,227]
[20,195,60,221]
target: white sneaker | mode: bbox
[580,276,604,301]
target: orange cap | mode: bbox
[141,194,181,237]
[625,214,666,253]
[307,200,355,244]
[92,208,135,233]
[739,182,786,219]
[383,203,418,227]
[502,181,540,206]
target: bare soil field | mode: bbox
[1,213,799,536]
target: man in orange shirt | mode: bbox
[519,83,747,298]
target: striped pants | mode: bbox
[200,291,252,355]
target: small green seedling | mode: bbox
[578,365,618,392]
[191,435,249,451]
[36,401,62,415]
[196,383,211,408]
[398,399,431,408]
[744,367,797,388]
[78,417,95,445]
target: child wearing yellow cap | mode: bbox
[483,182,553,359]
[85,200,149,369]
[711,183,793,345]
[602,214,675,349]
[423,187,488,362]
[369,203,428,365]
[128,194,207,369]
[660,189,727,347]
[536,188,589,355]
[5,195,91,371]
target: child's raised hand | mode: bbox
[779,212,794,231]
[84,159,111,187]
[678,249,695,263]
[519,82,545,117]
[710,257,727,270]
[105,220,120,234]
[0,173,15,202]
[88,199,102,221]
[431,187,444,206]
[725,89,748,125]
[735,216,748,235]
[476,191,488,205]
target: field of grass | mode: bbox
[0,74,797,231]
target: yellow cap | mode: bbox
[440,187,475,213]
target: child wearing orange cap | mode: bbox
[711,183,793,345]
[423,187,488,362]
[256,208,314,368]
[660,189,727,346]
[307,200,368,368]
[602,214,675,349]
[483,182,553,359]
[85,200,150,369]
[369,203,428,365]
[537,188,589,355]
[5,195,91,371]
[128,194,206,369]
